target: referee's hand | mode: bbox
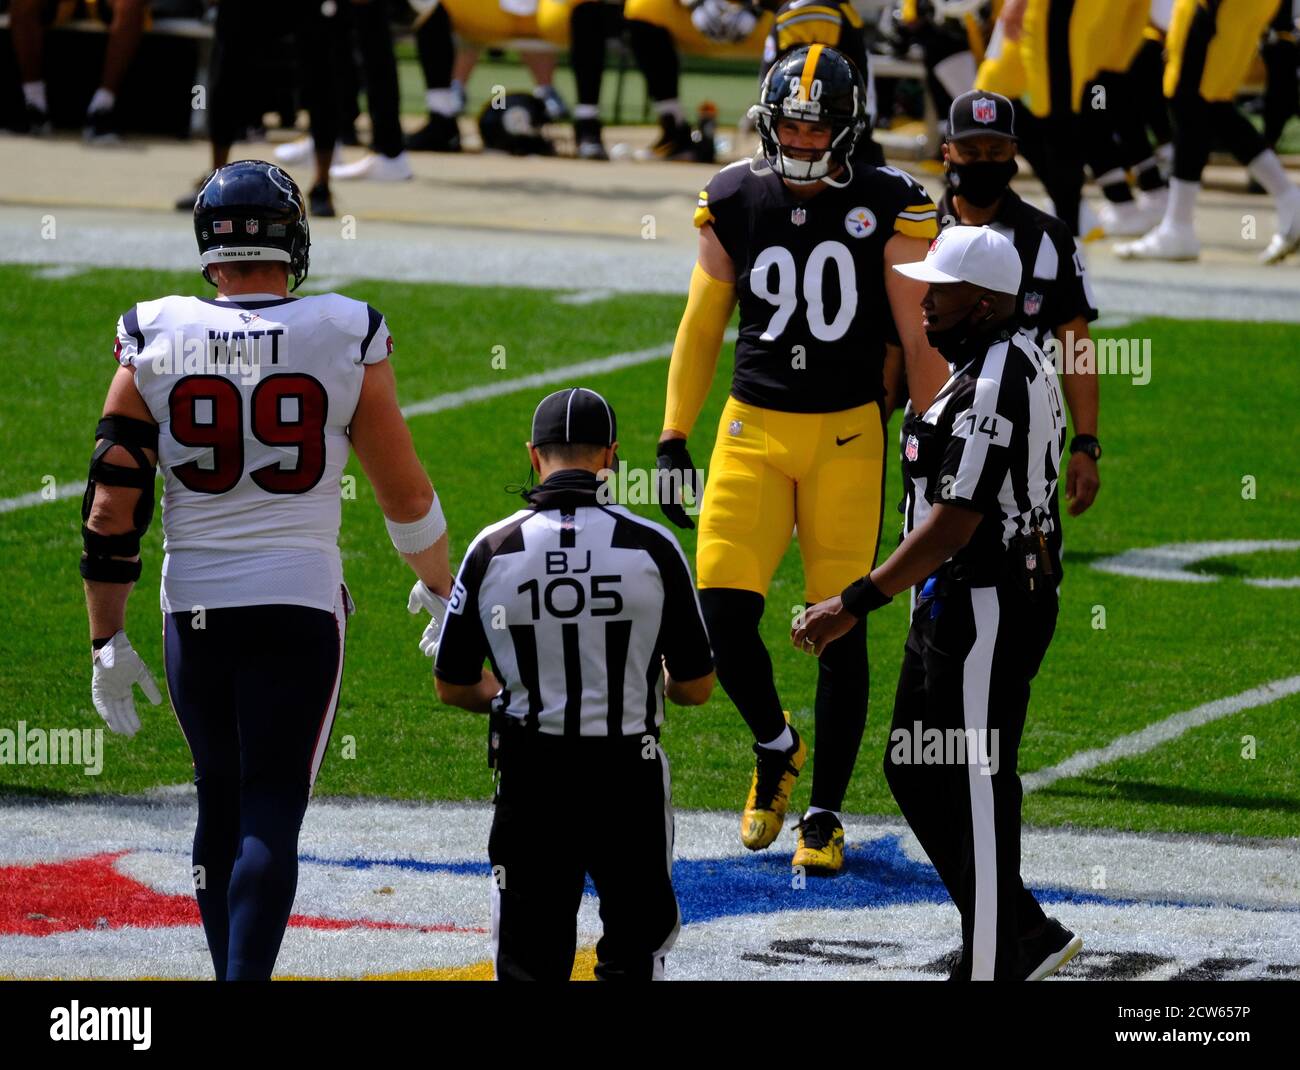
[1065,452,1100,516]
[792,597,856,658]
[655,436,701,530]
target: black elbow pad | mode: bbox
[80,416,158,582]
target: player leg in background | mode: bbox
[489,732,587,981]
[568,0,618,159]
[586,740,680,979]
[1259,6,1299,158]
[330,0,413,182]
[164,612,241,981]
[80,0,148,143]
[624,5,696,158]
[7,0,50,133]
[406,2,465,152]
[789,404,885,875]
[695,400,805,852]
[1119,0,1300,263]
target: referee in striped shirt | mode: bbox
[434,387,715,981]
[794,227,1082,981]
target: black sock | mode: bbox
[809,615,868,812]
[571,0,608,109]
[698,587,787,744]
[415,3,454,90]
[625,19,679,103]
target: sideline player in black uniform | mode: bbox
[654,45,948,875]
[935,89,1101,517]
[795,225,1082,980]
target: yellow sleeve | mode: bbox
[663,262,736,438]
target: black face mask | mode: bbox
[925,300,997,357]
[946,158,1018,208]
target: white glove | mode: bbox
[91,630,162,737]
[408,580,450,658]
[691,0,757,44]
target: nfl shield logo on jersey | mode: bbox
[972,97,998,124]
[844,207,876,239]
[791,207,806,226]
[1023,291,1043,316]
[905,434,919,462]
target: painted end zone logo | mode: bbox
[1,801,1296,980]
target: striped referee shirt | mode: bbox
[901,326,1067,577]
[434,470,714,737]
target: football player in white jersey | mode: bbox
[81,160,455,980]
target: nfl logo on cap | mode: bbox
[972,97,997,124]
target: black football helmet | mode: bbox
[193,160,310,291]
[750,44,868,186]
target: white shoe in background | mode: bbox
[329,151,414,182]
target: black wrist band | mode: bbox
[841,575,891,617]
[1069,434,1101,459]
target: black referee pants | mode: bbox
[884,577,1056,981]
[489,727,680,981]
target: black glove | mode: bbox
[655,438,701,530]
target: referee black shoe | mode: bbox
[1019,917,1082,980]
[741,724,806,850]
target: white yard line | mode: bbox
[0,333,732,514]
[1022,674,1300,793]
[0,479,86,514]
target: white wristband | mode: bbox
[386,494,447,554]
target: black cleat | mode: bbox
[405,113,462,153]
[1019,917,1082,980]
[308,182,335,219]
[83,108,120,145]
[574,117,608,160]
[647,115,696,161]
[24,103,52,136]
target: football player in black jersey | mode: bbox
[758,0,885,166]
[654,45,948,875]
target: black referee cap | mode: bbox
[530,387,617,448]
[948,89,1017,142]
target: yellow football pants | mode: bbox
[1164,0,1281,102]
[624,0,773,59]
[697,397,886,604]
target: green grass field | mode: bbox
[1,264,1297,840]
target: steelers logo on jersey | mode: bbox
[844,206,876,239]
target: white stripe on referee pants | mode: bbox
[307,586,349,794]
[965,587,1001,981]
[490,874,503,981]
[650,742,680,981]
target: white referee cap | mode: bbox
[893,225,1022,295]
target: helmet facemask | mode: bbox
[750,49,867,188]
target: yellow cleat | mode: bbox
[740,726,807,850]
[792,812,845,876]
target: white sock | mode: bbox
[426,87,460,117]
[22,81,47,112]
[1247,149,1298,203]
[757,725,793,752]
[804,807,839,823]
[574,103,599,121]
[654,98,684,124]
[87,87,115,115]
[1166,177,1199,228]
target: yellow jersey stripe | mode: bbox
[840,1,864,29]
[800,43,824,103]
[894,216,939,239]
